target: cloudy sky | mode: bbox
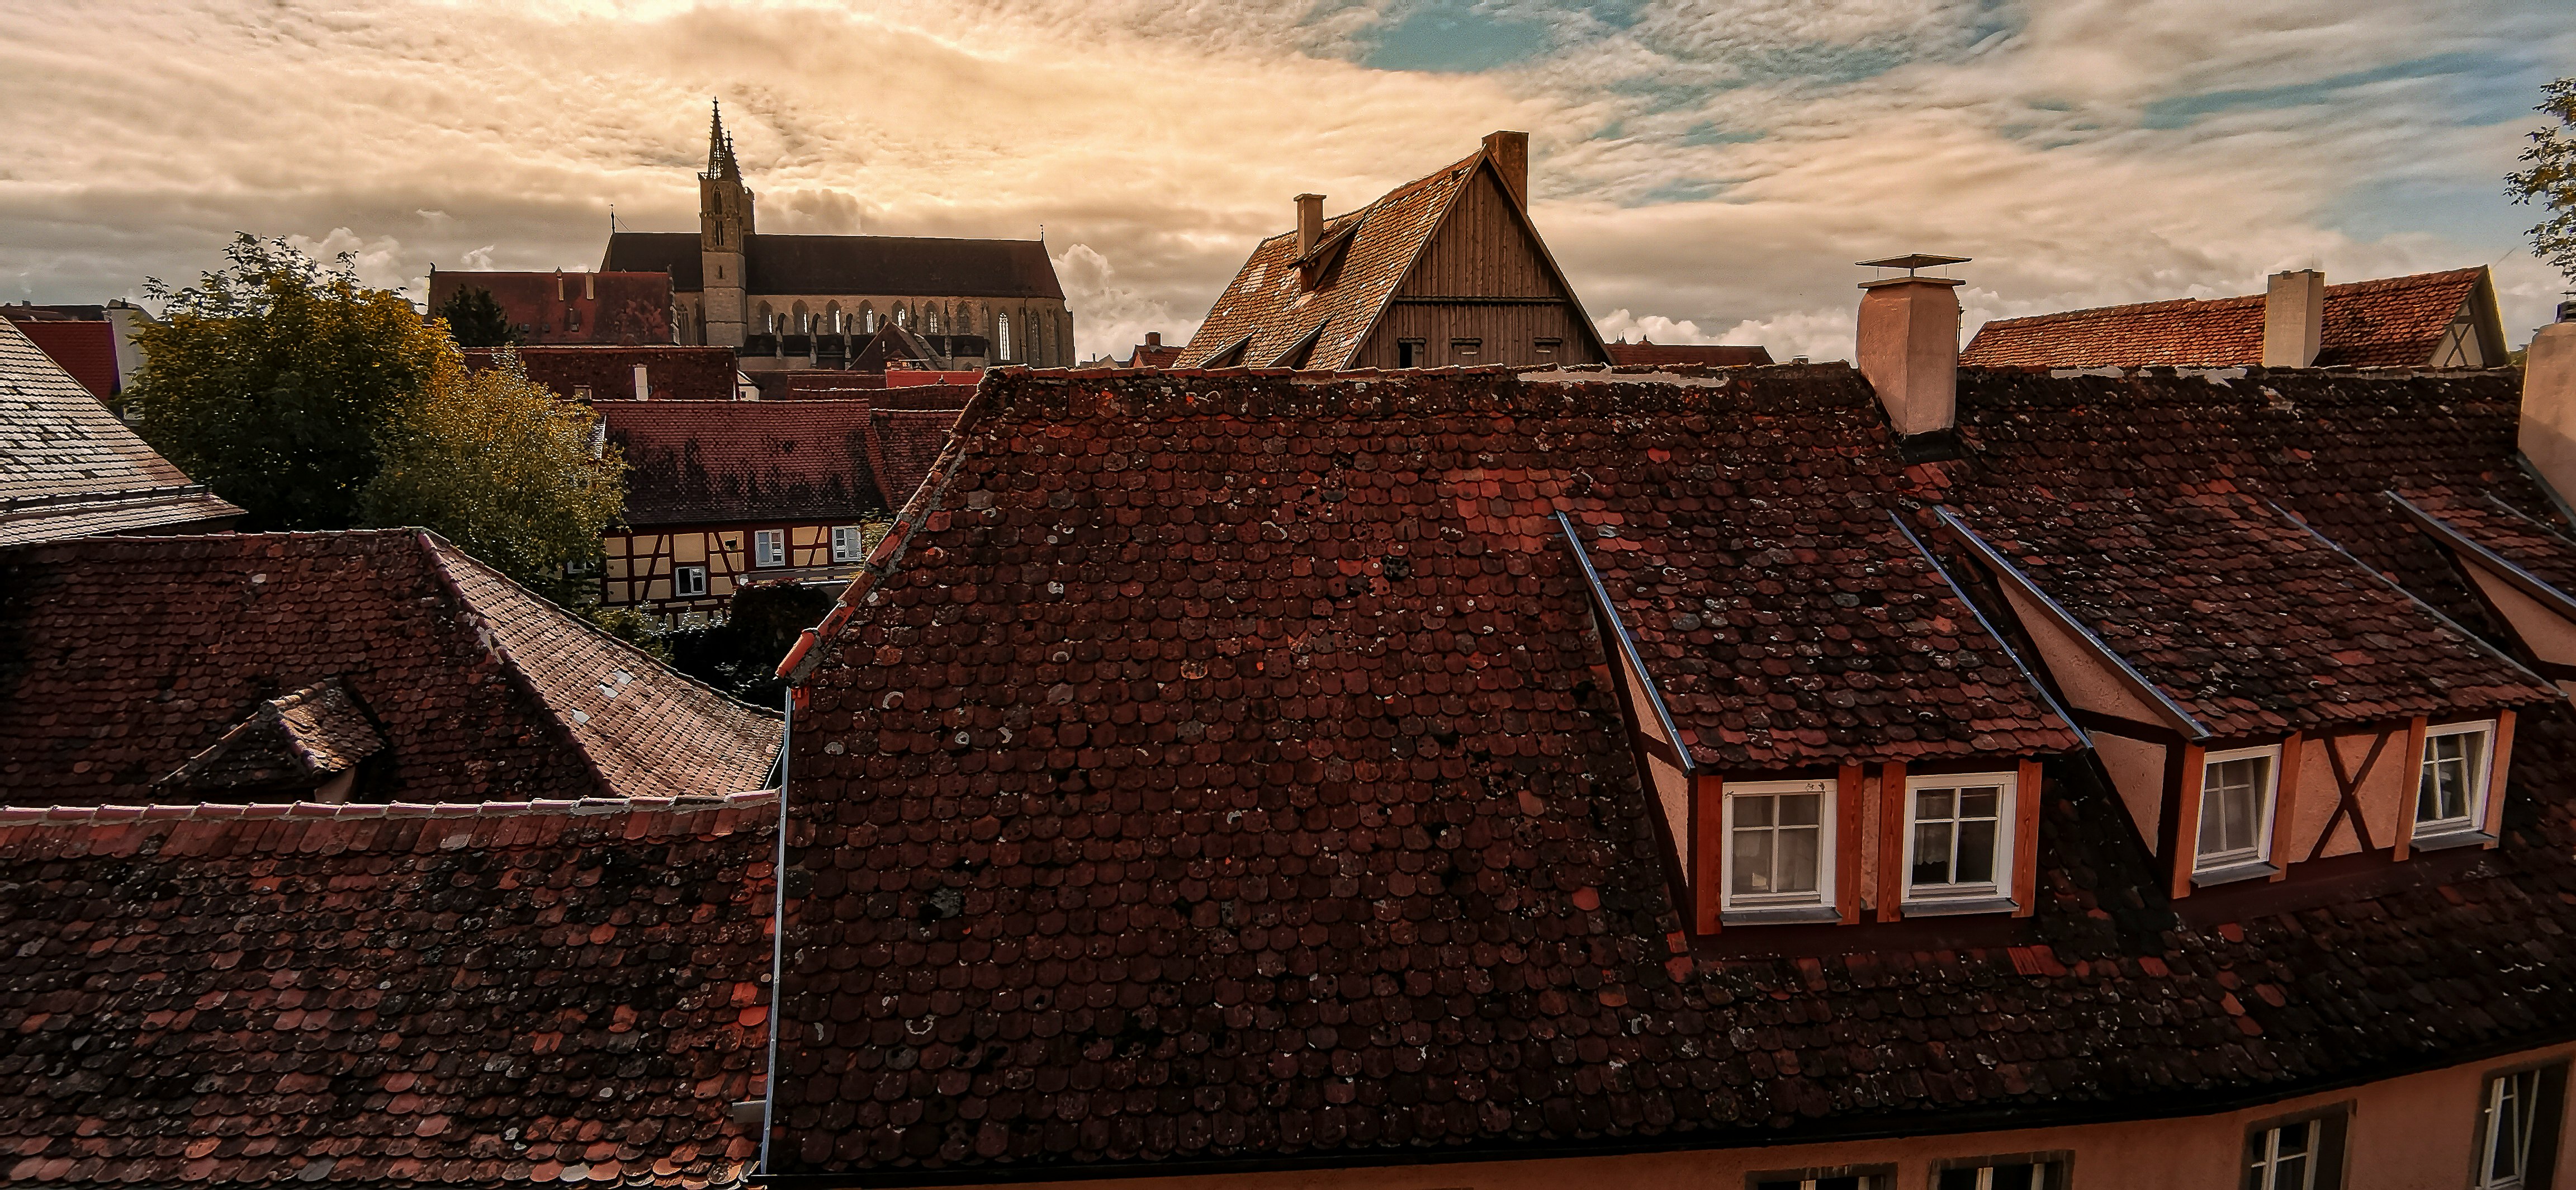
[3,0,2572,362]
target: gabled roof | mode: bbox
[0,530,780,806]
[1603,340,1773,368]
[2393,490,2576,611]
[1960,267,2494,369]
[425,270,675,346]
[0,317,240,546]
[1935,367,2560,736]
[3,315,121,398]
[603,233,1065,299]
[0,792,776,1189]
[1177,148,1604,369]
[154,678,386,795]
[602,400,887,526]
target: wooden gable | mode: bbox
[1347,160,1608,370]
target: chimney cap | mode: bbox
[1857,253,1971,273]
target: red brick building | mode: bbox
[462,344,742,402]
[427,267,676,345]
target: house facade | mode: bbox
[423,267,678,345]
[1178,131,1609,370]
[596,391,969,617]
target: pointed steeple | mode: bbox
[705,99,740,181]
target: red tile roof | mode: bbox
[462,346,740,402]
[426,271,675,346]
[0,530,780,805]
[1960,268,2491,369]
[0,792,776,1189]
[602,401,886,527]
[0,318,241,546]
[1938,369,2559,736]
[860,407,963,511]
[1602,340,1773,368]
[3,315,120,399]
[154,678,386,796]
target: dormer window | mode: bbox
[2417,720,2498,842]
[1722,778,1834,920]
[2196,745,2281,881]
[1905,772,2017,909]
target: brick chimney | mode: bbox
[2520,322,2576,503]
[1144,332,1162,347]
[2262,269,2325,367]
[1856,255,1969,437]
[1483,131,1529,206]
[1295,195,1324,260]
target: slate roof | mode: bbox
[1176,150,1480,371]
[602,234,1064,300]
[0,792,777,1189]
[1959,268,2490,370]
[603,402,887,527]
[0,317,241,546]
[0,530,782,806]
[1603,341,1773,368]
[3,316,120,399]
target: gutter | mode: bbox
[757,686,793,1176]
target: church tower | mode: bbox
[697,101,754,348]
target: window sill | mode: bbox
[1898,894,2020,918]
[2410,826,2496,852]
[1721,904,1843,926]
[2191,859,2280,887]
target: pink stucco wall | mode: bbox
[925,1042,2573,1190]
[2095,733,2166,856]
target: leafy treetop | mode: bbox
[2509,77,2576,286]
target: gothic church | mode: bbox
[603,103,1072,369]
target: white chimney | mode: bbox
[2262,270,2325,368]
[584,272,595,301]
[633,363,650,402]
[1855,254,1969,437]
[1295,194,1324,261]
[2520,322,2576,504]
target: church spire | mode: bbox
[705,99,740,181]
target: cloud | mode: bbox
[0,0,2568,359]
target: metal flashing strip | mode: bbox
[1887,510,2091,750]
[1930,507,2213,743]
[2265,499,2559,696]
[2386,491,2576,623]
[1554,509,1692,776]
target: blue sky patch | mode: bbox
[1361,1,1555,73]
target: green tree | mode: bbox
[436,284,518,347]
[128,235,447,530]
[2509,77,2576,284]
[362,350,627,605]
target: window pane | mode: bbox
[1779,793,1821,827]
[2201,757,2267,860]
[1917,788,1954,820]
[1990,1164,2035,1190]
[1959,787,2000,819]
[1732,828,1774,896]
[1777,827,1820,894]
[1935,1170,1978,1190]
[1912,821,1954,886]
[1955,819,1998,884]
[1740,795,1776,828]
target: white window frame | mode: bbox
[2416,719,2498,840]
[672,565,708,599]
[1719,777,1834,915]
[753,528,786,568]
[2194,743,2283,876]
[2476,1069,2545,1190]
[1900,771,2018,909]
[2249,1118,2318,1190]
[831,525,865,564]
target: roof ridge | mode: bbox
[1982,265,2488,331]
[0,787,778,830]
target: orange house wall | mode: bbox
[913,1041,2575,1190]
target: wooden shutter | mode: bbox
[2314,1106,2350,1190]
[2529,1062,2569,1190]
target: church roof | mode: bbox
[602,233,1066,300]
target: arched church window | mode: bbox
[861,304,876,333]
[827,303,843,334]
[997,314,1012,361]
[928,306,943,335]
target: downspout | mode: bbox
[757,685,792,1177]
